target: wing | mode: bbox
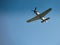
[40,8,52,17]
[27,16,40,23]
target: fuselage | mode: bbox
[34,10,46,20]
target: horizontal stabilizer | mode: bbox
[41,17,50,23]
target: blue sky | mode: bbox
[0,0,60,45]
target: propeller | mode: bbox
[34,7,37,11]
[32,7,37,11]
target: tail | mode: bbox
[41,17,50,23]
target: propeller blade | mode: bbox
[34,7,37,10]
[31,7,37,12]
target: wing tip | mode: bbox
[26,20,31,23]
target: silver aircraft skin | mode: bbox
[27,8,52,23]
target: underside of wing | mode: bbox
[40,8,52,17]
[27,16,40,23]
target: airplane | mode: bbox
[26,7,52,23]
